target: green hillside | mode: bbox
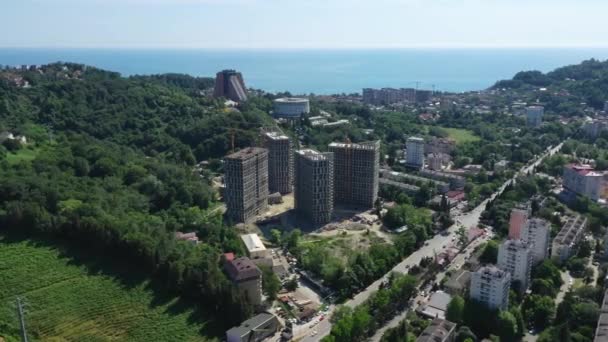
[0,235,219,342]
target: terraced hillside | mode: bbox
[0,235,219,342]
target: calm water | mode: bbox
[1,48,608,94]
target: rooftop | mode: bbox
[225,147,267,161]
[265,131,289,140]
[226,313,277,338]
[476,265,509,280]
[241,234,267,253]
[416,318,457,342]
[554,215,587,246]
[274,97,309,103]
[329,140,380,150]
[224,257,262,281]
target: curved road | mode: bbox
[304,143,563,342]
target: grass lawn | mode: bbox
[0,235,219,342]
[439,127,481,144]
[5,147,40,165]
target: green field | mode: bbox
[439,127,480,144]
[5,147,40,165]
[0,235,219,342]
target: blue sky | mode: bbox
[2,0,608,48]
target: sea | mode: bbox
[1,48,608,94]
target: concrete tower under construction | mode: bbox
[224,147,268,223]
[214,69,248,102]
[328,141,380,208]
[263,132,293,194]
[294,149,334,225]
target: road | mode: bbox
[305,143,563,342]
[369,231,493,342]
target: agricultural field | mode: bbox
[0,235,219,342]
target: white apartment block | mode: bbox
[521,218,551,265]
[470,266,510,311]
[563,164,603,201]
[497,239,533,292]
[406,136,425,169]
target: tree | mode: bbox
[285,277,298,292]
[497,311,518,342]
[455,326,477,342]
[456,226,468,249]
[286,229,301,250]
[523,295,555,329]
[269,229,282,245]
[260,265,281,301]
[510,306,525,337]
[446,295,465,324]
[479,240,499,264]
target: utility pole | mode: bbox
[16,297,29,342]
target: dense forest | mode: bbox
[493,58,608,109]
[0,63,280,331]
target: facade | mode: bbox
[406,137,425,169]
[497,239,533,292]
[419,169,466,190]
[425,137,456,155]
[263,132,293,194]
[214,69,247,102]
[470,266,511,310]
[226,313,281,342]
[415,318,456,342]
[521,218,551,265]
[583,119,608,139]
[552,215,587,263]
[224,257,263,306]
[294,149,334,225]
[508,207,530,240]
[329,141,380,208]
[427,153,450,171]
[362,87,430,105]
[224,148,269,223]
[594,290,608,342]
[272,97,310,118]
[526,105,544,128]
[563,164,603,201]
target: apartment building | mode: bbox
[521,218,551,265]
[294,149,334,225]
[224,256,263,306]
[526,105,544,128]
[498,239,533,292]
[470,266,511,310]
[406,136,425,169]
[263,132,293,194]
[563,164,604,201]
[508,206,530,240]
[224,148,269,223]
[552,215,587,263]
[329,141,380,208]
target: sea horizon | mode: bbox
[2,47,608,94]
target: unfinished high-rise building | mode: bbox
[294,149,334,225]
[224,147,269,223]
[328,141,380,208]
[263,132,293,194]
